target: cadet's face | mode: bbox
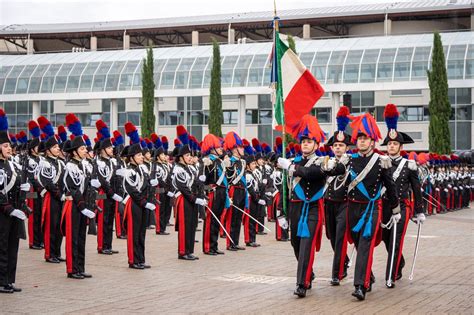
[301,138,317,156]
[76,146,88,160]
[145,151,151,160]
[49,144,61,157]
[257,158,264,166]
[159,153,167,162]
[104,146,113,157]
[331,142,347,157]
[215,147,223,155]
[237,147,244,156]
[387,141,401,156]
[0,142,12,159]
[249,161,257,171]
[356,136,373,152]
[133,152,144,165]
[183,153,193,164]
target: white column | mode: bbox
[27,38,34,55]
[110,99,118,132]
[31,101,40,119]
[471,13,474,31]
[303,24,311,39]
[384,18,392,36]
[332,92,340,134]
[90,36,97,51]
[192,31,199,46]
[228,28,235,44]
[123,34,130,50]
[238,95,246,137]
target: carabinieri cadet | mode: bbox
[324,105,352,286]
[173,126,204,260]
[62,114,95,279]
[122,122,155,269]
[251,139,268,235]
[277,114,345,298]
[380,104,425,289]
[200,133,230,255]
[81,134,100,236]
[0,109,28,293]
[111,130,127,239]
[272,137,289,242]
[37,116,65,264]
[223,131,247,251]
[141,138,157,230]
[346,112,399,300]
[95,120,123,255]
[26,120,43,250]
[151,134,173,235]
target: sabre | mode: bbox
[347,246,356,268]
[229,201,272,233]
[421,193,447,212]
[205,205,235,246]
[408,221,422,281]
[386,216,397,288]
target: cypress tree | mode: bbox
[427,32,451,154]
[141,47,155,138]
[208,39,223,137]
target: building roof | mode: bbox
[1,0,472,35]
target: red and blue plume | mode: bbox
[145,138,153,150]
[293,114,326,143]
[58,125,68,143]
[289,142,295,155]
[285,147,291,158]
[96,132,104,141]
[40,133,47,141]
[83,134,91,147]
[95,119,110,139]
[251,138,262,153]
[66,113,83,137]
[10,134,16,144]
[140,138,147,149]
[151,133,163,149]
[223,131,243,151]
[16,131,27,144]
[243,139,254,156]
[262,143,271,155]
[124,122,140,144]
[350,112,382,143]
[275,136,283,155]
[201,134,221,154]
[176,125,189,145]
[0,109,8,131]
[113,130,124,146]
[174,138,182,148]
[37,116,55,139]
[336,105,351,132]
[28,120,41,138]
[384,104,399,131]
[111,137,116,146]
[161,136,169,151]
[295,144,302,156]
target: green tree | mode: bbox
[427,32,451,154]
[141,47,155,138]
[208,39,223,137]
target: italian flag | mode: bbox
[272,32,325,136]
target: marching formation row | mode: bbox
[0,104,472,301]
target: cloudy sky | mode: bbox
[0,0,409,25]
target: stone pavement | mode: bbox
[1,206,473,314]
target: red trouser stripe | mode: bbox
[394,199,410,281]
[62,201,73,274]
[304,201,324,287]
[155,193,161,234]
[114,201,122,237]
[364,200,382,289]
[176,196,186,256]
[27,197,34,246]
[42,192,51,260]
[124,199,134,264]
[203,191,214,253]
[97,192,104,251]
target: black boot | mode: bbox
[352,285,366,301]
[330,277,340,286]
[293,285,307,298]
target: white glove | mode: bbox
[262,179,268,185]
[10,209,26,221]
[223,158,231,168]
[116,168,126,177]
[278,216,288,230]
[199,175,206,182]
[61,194,66,202]
[392,213,401,223]
[258,199,266,206]
[326,158,336,171]
[202,157,212,166]
[195,198,208,206]
[20,182,31,192]
[149,179,159,187]
[448,184,452,189]
[112,194,123,202]
[81,209,96,219]
[277,157,291,170]
[265,191,273,197]
[145,202,156,211]
[444,188,449,193]
[167,191,175,197]
[415,213,426,224]
[91,179,101,189]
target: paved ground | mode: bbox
[1,206,473,314]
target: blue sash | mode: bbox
[230,156,248,208]
[209,155,230,208]
[349,169,381,239]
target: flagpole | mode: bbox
[273,1,288,217]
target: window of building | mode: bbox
[159,111,184,126]
[360,49,379,83]
[391,89,422,96]
[349,91,375,114]
[311,107,331,123]
[311,51,330,83]
[447,45,466,80]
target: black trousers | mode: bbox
[382,199,409,282]
[30,197,43,247]
[100,198,116,251]
[129,204,147,264]
[229,187,245,247]
[203,187,226,253]
[46,197,63,260]
[324,199,349,280]
[289,200,323,288]
[159,193,172,232]
[256,204,265,233]
[176,196,198,256]
[348,200,381,289]
[0,213,20,286]
[244,201,258,244]
[66,205,88,274]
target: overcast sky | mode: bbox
[0,0,409,25]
